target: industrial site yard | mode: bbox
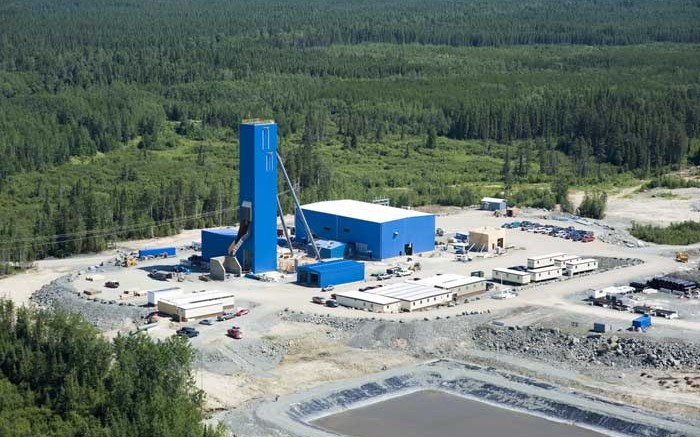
[3,205,700,437]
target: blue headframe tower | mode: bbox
[234,120,278,273]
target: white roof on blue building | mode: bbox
[300,200,432,224]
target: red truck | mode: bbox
[228,326,242,339]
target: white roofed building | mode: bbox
[296,200,435,260]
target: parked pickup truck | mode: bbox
[312,296,327,305]
[175,327,199,338]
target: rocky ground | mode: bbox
[30,274,148,330]
[472,325,700,371]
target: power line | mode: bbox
[0,207,237,249]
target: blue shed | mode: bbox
[295,200,435,260]
[481,197,507,211]
[201,229,238,261]
[297,259,365,288]
[139,247,176,259]
[313,239,346,259]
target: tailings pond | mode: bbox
[313,390,604,437]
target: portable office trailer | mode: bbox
[492,267,531,285]
[334,290,401,313]
[528,265,563,282]
[480,197,507,211]
[526,253,565,269]
[565,258,598,275]
[553,255,581,267]
[147,286,184,306]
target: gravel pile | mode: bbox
[594,256,644,270]
[30,275,149,330]
[282,310,489,358]
[473,325,700,370]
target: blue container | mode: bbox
[632,314,652,330]
[138,247,176,259]
[297,259,365,288]
[201,229,238,261]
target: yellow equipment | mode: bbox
[676,252,689,263]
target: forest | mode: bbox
[1,0,700,264]
[0,299,225,437]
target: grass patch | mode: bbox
[630,221,700,245]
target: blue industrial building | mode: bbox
[313,240,347,259]
[481,197,507,211]
[235,121,279,273]
[295,200,435,260]
[201,229,238,261]
[297,259,365,288]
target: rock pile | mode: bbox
[473,325,700,370]
[30,275,148,330]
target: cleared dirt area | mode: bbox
[605,187,700,228]
[3,206,700,436]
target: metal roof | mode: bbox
[371,282,451,302]
[415,274,485,289]
[553,255,581,262]
[202,228,238,236]
[493,267,531,276]
[161,290,234,306]
[565,258,597,265]
[297,259,362,273]
[528,265,562,273]
[300,200,432,224]
[334,290,399,305]
[481,197,505,203]
[528,253,566,261]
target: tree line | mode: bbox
[0,0,699,263]
[0,300,225,437]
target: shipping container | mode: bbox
[139,247,176,259]
[632,314,652,330]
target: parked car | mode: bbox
[104,281,120,288]
[377,273,393,280]
[395,269,413,277]
[217,312,235,321]
[326,299,339,308]
[235,308,249,317]
[199,319,214,326]
[312,296,327,305]
[321,285,335,292]
[176,327,199,338]
[227,326,242,339]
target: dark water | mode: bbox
[313,390,605,437]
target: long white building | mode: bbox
[415,274,487,298]
[492,267,531,285]
[157,290,235,321]
[334,290,401,313]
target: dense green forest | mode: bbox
[0,300,224,437]
[1,0,700,263]
[630,221,700,245]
